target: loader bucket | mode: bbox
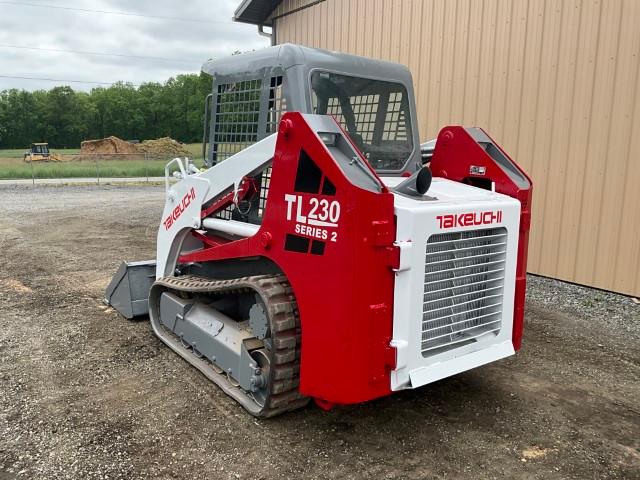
[104,260,156,319]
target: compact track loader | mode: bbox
[23,143,62,162]
[105,44,532,417]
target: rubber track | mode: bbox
[149,274,309,418]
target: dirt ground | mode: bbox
[0,185,638,480]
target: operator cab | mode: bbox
[202,44,421,175]
[27,143,49,157]
[31,143,50,155]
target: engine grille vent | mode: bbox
[422,227,507,356]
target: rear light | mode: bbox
[318,132,338,146]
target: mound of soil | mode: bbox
[80,136,139,155]
[137,137,190,157]
[80,136,190,158]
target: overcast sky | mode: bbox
[0,0,270,91]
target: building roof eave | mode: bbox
[233,0,282,26]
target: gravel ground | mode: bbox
[527,275,640,342]
[0,185,638,480]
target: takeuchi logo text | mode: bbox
[436,210,503,229]
[163,187,196,230]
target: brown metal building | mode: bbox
[234,0,640,296]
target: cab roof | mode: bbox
[201,43,413,86]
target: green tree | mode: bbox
[0,89,40,148]
[42,86,94,147]
[0,71,214,148]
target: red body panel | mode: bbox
[429,127,533,351]
[181,113,397,405]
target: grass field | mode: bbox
[0,143,204,179]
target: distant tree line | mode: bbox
[0,73,212,149]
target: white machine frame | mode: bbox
[382,177,521,391]
[156,135,277,278]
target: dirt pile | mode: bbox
[80,136,190,158]
[80,136,139,155]
[137,137,190,157]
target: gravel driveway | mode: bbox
[0,185,638,479]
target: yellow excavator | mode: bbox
[23,143,62,162]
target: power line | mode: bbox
[0,74,140,86]
[0,43,201,65]
[0,1,230,24]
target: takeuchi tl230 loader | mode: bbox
[105,44,532,417]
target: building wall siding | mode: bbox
[272,0,640,296]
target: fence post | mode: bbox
[29,157,35,186]
[95,155,100,185]
[145,153,149,183]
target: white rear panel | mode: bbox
[382,177,520,391]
